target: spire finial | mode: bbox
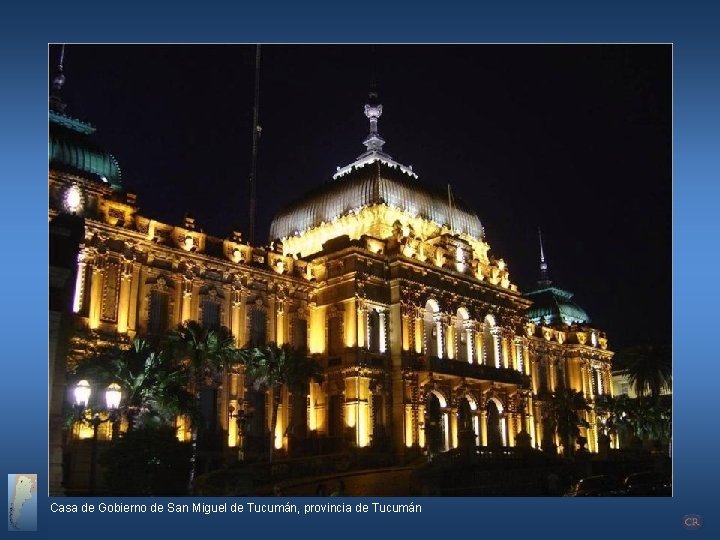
[538,228,551,286]
[50,44,67,113]
[362,88,386,155]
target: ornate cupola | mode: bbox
[269,91,484,257]
[48,45,122,191]
[525,230,590,326]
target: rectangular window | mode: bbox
[149,290,169,335]
[292,317,308,351]
[327,316,343,356]
[202,300,220,329]
[250,308,267,346]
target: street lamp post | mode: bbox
[73,380,122,495]
[230,400,254,462]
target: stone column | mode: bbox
[126,262,141,334]
[514,338,524,372]
[230,285,246,347]
[88,264,104,330]
[275,298,286,345]
[446,319,455,360]
[580,364,590,399]
[72,251,88,314]
[379,310,387,353]
[401,312,411,352]
[357,302,366,348]
[434,314,443,359]
[480,410,488,446]
[414,315,423,354]
[450,406,458,448]
[465,324,474,364]
[549,359,557,392]
[501,332,511,369]
[116,259,133,334]
[508,412,517,446]
[475,323,484,364]
[491,327,502,368]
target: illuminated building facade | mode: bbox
[49,75,615,484]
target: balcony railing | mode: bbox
[403,355,530,387]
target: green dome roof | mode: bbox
[49,110,122,190]
[525,286,590,326]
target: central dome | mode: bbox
[269,93,483,245]
[269,158,484,242]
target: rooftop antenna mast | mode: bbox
[248,44,261,245]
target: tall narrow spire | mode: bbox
[50,44,67,113]
[538,228,551,286]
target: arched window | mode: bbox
[455,308,471,362]
[486,399,503,448]
[483,315,497,367]
[424,299,441,358]
[426,393,444,454]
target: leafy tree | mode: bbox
[166,321,239,486]
[239,343,323,462]
[614,344,671,400]
[72,338,192,430]
[541,388,590,457]
[595,394,671,451]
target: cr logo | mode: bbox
[682,515,703,530]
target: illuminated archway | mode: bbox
[425,389,449,453]
[486,397,505,448]
[424,299,442,358]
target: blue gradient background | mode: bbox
[1,1,717,538]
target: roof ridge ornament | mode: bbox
[333,90,417,180]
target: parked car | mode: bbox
[565,475,623,496]
[623,471,671,496]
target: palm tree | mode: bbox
[239,343,323,462]
[541,387,590,457]
[615,344,671,400]
[166,321,239,488]
[72,338,192,430]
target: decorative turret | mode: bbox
[48,45,123,191]
[538,228,551,287]
[525,230,590,326]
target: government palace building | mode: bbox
[48,60,614,494]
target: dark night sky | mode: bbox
[49,44,671,353]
